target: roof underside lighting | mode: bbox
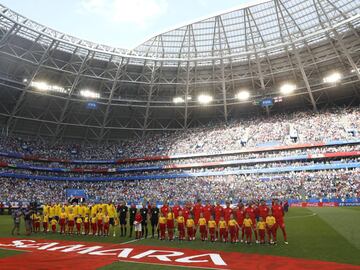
[280,83,296,95]
[173,96,191,103]
[235,91,250,101]
[80,89,100,99]
[30,81,68,94]
[197,94,213,104]
[323,72,342,83]
[173,97,184,103]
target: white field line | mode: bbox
[117,259,229,270]
[120,234,159,245]
[287,213,317,219]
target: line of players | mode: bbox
[118,199,288,244]
[31,199,287,244]
[31,202,118,236]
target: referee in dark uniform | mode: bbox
[140,203,149,238]
[117,201,128,237]
[128,203,137,238]
[150,202,160,238]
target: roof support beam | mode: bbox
[7,38,59,134]
[275,0,317,112]
[99,57,129,141]
[316,0,360,82]
[53,50,93,140]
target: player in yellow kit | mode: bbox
[76,215,82,235]
[208,216,217,242]
[107,203,117,237]
[50,218,57,233]
[177,211,185,241]
[42,213,49,233]
[257,217,267,244]
[197,213,207,241]
[157,212,167,240]
[186,215,195,241]
[266,211,277,244]
[166,209,175,240]
[49,204,55,220]
[103,212,110,236]
[59,208,67,234]
[91,214,97,236]
[228,214,240,243]
[67,209,76,234]
[97,208,104,236]
[218,217,227,242]
[243,213,253,244]
[83,214,90,235]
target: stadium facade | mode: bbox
[0,0,359,141]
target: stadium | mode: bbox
[0,0,359,269]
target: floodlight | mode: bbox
[80,89,100,99]
[29,81,67,94]
[323,72,342,83]
[197,94,213,104]
[235,91,250,101]
[280,83,296,95]
[173,97,185,103]
[31,81,49,91]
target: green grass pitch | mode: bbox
[0,207,359,269]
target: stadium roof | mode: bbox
[0,0,359,141]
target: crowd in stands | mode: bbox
[1,169,359,204]
[0,107,358,160]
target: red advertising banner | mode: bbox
[0,238,358,270]
[290,202,339,207]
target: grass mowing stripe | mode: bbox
[0,249,25,258]
[308,207,360,250]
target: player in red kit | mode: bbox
[223,202,233,240]
[182,202,191,222]
[272,199,288,244]
[161,202,169,217]
[235,203,245,242]
[245,202,259,243]
[258,199,270,220]
[193,199,203,226]
[203,200,213,222]
[224,202,233,222]
[214,202,224,240]
[172,202,182,219]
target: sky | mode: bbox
[1,0,251,49]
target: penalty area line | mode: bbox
[117,259,229,270]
